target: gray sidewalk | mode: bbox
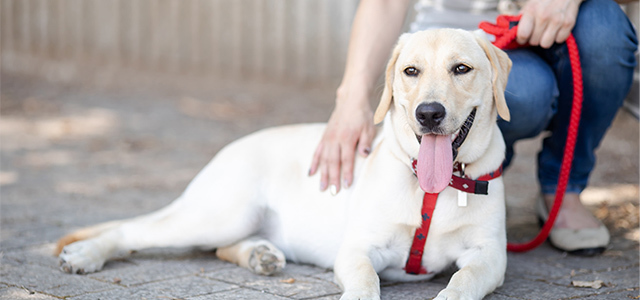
[1,75,638,299]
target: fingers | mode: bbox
[516,0,579,49]
[327,142,343,194]
[516,13,534,45]
[309,88,374,195]
[311,134,352,194]
[538,21,558,49]
[518,9,554,48]
[309,142,324,176]
[357,124,375,157]
[340,142,355,190]
[554,10,577,45]
[314,141,341,193]
[310,128,372,195]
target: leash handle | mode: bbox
[479,15,584,252]
[479,15,525,50]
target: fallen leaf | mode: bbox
[571,280,604,289]
[280,278,296,284]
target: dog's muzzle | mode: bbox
[415,107,477,161]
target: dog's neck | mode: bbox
[453,125,506,178]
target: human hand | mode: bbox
[309,87,376,195]
[516,0,583,49]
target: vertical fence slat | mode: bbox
[22,0,33,56]
[211,0,221,76]
[317,0,330,83]
[189,0,201,74]
[2,0,14,56]
[253,0,263,80]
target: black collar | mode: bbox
[451,107,476,161]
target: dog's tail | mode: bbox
[54,220,123,256]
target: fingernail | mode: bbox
[308,169,312,176]
[329,185,337,196]
[320,181,327,191]
[343,179,350,189]
[363,147,371,155]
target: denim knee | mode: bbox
[499,49,557,144]
[572,0,638,101]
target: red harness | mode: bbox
[405,161,503,275]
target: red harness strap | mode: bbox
[405,192,438,275]
[405,161,503,274]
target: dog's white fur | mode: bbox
[57,29,512,300]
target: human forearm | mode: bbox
[339,0,412,101]
[309,0,411,194]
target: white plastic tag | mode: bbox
[458,190,468,207]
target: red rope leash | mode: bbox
[479,15,584,252]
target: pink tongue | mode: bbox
[417,134,453,193]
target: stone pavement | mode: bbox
[1,75,638,299]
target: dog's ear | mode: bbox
[474,32,512,122]
[374,33,410,124]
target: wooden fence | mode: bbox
[1,0,364,85]
[2,0,635,92]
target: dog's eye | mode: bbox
[404,67,419,77]
[453,64,472,75]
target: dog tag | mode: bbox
[457,190,468,207]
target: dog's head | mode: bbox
[374,29,511,193]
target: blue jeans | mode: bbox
[498,0,638,195]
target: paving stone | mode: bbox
[505,251,591,280]
[186,288,291,299]
[303,294,341,300]
[0,261,117,298]
[283,262,331,277]
[578,288,640,300]
[496,276,604,300]
[379,281,446,299]
[0,287,58,300]
[202,266,341,299]
[552,265,640,292]
[546,253,639,274]
[86,250,235,287]
[483,292,522,300]
[69,275,237,300]
[308,270,336,283]
[2,244,61,271]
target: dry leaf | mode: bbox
[280,278,296,284]
[571,280,604,289]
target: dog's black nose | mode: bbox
[416,102,446,129]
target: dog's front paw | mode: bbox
[434,288,470,300]
[339,290,380,300]
[248,244,285,276]
[58,240,107,274]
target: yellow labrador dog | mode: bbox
[56,29,511,300]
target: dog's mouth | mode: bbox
[414,107,476,160]
[414,108,477,193]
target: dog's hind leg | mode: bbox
[58,194,261,274]
[216,237,286,276]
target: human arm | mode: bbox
[516,0,584,49]
[309,0,412,194]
